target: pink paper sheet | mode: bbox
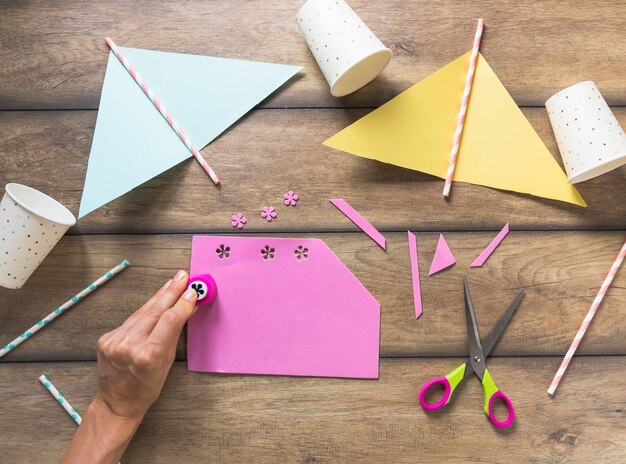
[330,199,386,249]
[429,233,456,276]
[187,236,381,379]
[471,223,510,267]
[407,231,423,319]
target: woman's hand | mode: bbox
[61,270,198,464]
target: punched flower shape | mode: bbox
[261,207,277,222]
[261,245,276,260]
[294,245,308,260]
[231,213,247,229]
[283,191,299,206]
[216,244,231,259]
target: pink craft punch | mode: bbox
[187,274,218,305]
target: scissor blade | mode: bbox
[482,289,525,357]
[464,277,486,379]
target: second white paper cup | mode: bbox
[296,0,392,97]
[0,183,76,289]
[546,81,626,183]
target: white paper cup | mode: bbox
[296,0,392,97]
[546,81,626,183]
[0,184,76,289]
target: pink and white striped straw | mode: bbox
[442,19,484,198]
[104,37,220,185]
[547,240,626,396]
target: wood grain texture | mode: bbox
[1,109,625,233]
[1,359,625,463]
[1,0,625,110]
[0,232,624,361]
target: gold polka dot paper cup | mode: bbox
[546,81,626,184]
[296,0,392,97]
[0,184,76,289]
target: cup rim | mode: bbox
[568,153,626,184]
[330,47,392,97]
[545,80,596,107]
[4,183,76,227]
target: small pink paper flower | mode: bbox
[283,191,299,206]
[261,206,277,222]
[231,213,247,229]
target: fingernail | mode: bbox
[183,288,197,301]
[175,270,187,281]
[162,279,172,289]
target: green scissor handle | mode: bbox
[482,368,515,428]
[419,363,466,411]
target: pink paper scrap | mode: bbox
[471,223,510,267]
[329,199,386,249]
[187,235,381,379]
[429,233,456,276]
[407,231,423,319]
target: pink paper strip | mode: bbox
[187,236,381,379]
[471,223,510,267]
[330,199,386,249]
[408,231,423,319]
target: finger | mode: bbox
[120,278,172,330]
[127,270,190,338]
[147,287,197,348]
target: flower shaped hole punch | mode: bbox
[216,244,230,259]
[261,207,277,222]
[261,245,275,260]
[295,245,308,260]
[187,274,218,305]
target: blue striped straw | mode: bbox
[0,260,129,358]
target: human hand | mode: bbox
[61,270,198,464]
[94,270,197,421]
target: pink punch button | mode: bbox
[187,274,218,305]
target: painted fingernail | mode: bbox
[183,288,197,301]
[175,270,187,281]
[162,279,172,289]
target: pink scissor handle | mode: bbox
[487,390,515,428]
[419,376,452,411]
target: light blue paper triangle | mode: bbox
[79,46,301,218]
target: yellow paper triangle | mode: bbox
[324,53,586,207]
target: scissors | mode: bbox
[419,277,524,428]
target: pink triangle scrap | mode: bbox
[429,234,456,276]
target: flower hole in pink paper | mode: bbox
[216,245,231,259]
[294,246,309,261]
[261,245,275,260]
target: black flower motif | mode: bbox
[191,282,205,296]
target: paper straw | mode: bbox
[39,375,82,425]
[443,19,484,198]
[547,241,626,396]
[0,260,129,358]
[104,37,220,185]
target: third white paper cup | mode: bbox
[0,183,76,289]
[546,81,626,184]
[296,0,392,97]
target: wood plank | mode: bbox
[1,0,625,110]
[1,358,625,462]
[0,232,624,361]
[1,109,624,233]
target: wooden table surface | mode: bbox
[1,1,625,462]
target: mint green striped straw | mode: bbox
[0,260,129,358]
[39,374,82,424]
